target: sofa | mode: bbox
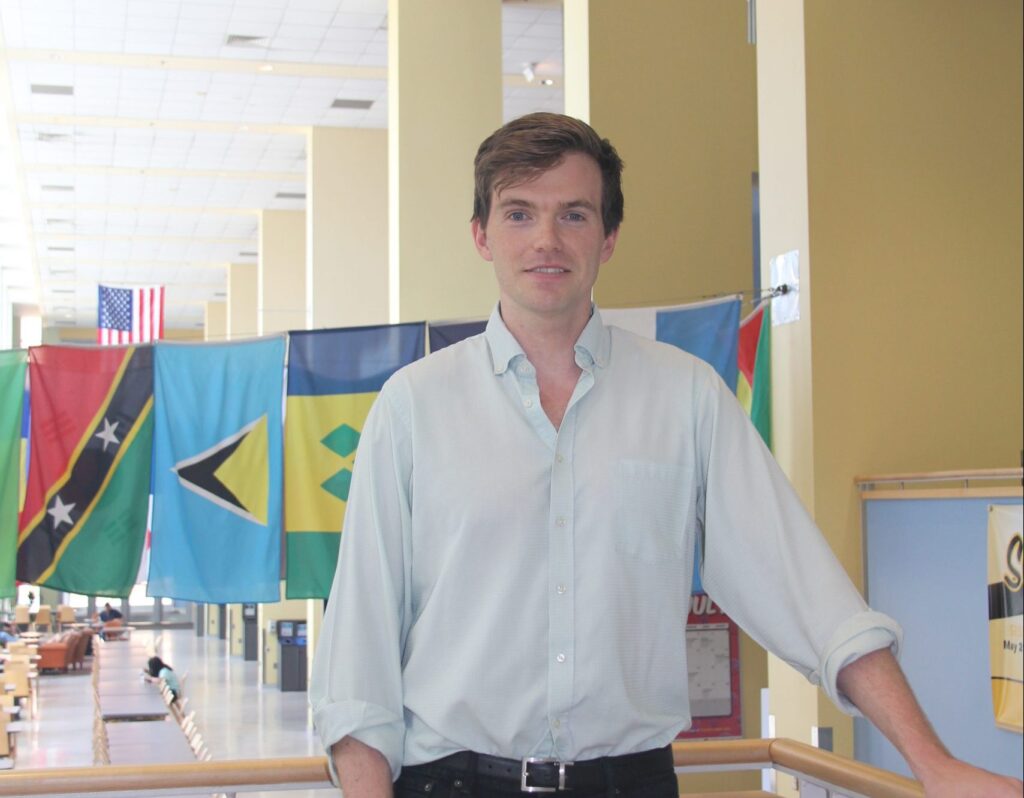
[37,631,84,673]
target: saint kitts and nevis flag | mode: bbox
[148,336,286,604]
[285,322,425,598]
[16,345,153,597]
[0,350,27,599]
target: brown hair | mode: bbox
[472,112,624,234]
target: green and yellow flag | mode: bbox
[285,323,424,598]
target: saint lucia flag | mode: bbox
[603,295,741,390]
[148,336,285,603]
[285,322,424,598]
[17,345,153,597]
[0,350,27,599]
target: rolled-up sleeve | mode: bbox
[309,378,413,781]
[694,369,902,715]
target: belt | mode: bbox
[425,745,674,793]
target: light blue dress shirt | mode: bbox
[310,305,901,781]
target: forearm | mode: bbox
[837,648,1022,797]
[331,736,394,798]
[836,648,948,781]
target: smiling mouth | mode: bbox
[527,267,568,274]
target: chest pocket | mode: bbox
[612,459,689,563]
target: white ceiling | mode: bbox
[0,0,564,332]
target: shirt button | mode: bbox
[556,584,567,595]
[555,516,566,527]
[552,718,561,729]
[523,398,533,408]
[555,454,564,463]
[556,653,566,663]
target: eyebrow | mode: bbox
[496,198,599,212]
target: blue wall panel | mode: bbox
[855,496,1023,779]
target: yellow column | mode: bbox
[227,263,258,340]
[259,210,307,335]
[204,300,226,342]
[388,0,502,323]
[307,127,389,329]
[757,0,1023,782]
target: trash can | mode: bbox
[242,604,258,661]
[277,620,307,692]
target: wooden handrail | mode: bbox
[0,740,924,798]
[854,467,1022,486]
[768,739,923,798]
[0,756,332,796]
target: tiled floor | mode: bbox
[14,628,330,797]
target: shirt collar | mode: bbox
[485,303,611,375]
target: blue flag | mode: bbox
[656,297,741,391]
[285,323,425,598]
[148,337,285,603]
[428,319,486,352]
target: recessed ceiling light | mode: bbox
[31,84,74,96]
[331,99,374,110]
[226,34,269,47]
[47,246,75,252]
[41,185,74,192]
[51,288,76,294]
[37,132,71,143]
[45,218,75,226]
[259,64,274,73]
[274,192,306,200]
[238,251,258,257]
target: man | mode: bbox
[310,113,1021,797]
[98,602,122,623]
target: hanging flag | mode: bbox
[16,345,153,597]
[0,351,27,599]
[987,504,1023,733]
[149,337,285,603]
[603,296,741,390]
[98,284,165,345]
[428,319,486,352]
[737,302,772,448]
[285,323,425,598]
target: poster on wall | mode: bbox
[987,504,1023,733]
[678,592,742,739]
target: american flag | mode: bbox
[97,284,165,345]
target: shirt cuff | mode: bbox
[312,699,405,783]
[816,610,904,715]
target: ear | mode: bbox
[471,218,493,261]
[599,226,620,264]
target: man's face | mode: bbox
[472,152,618,329]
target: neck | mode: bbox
[501,303,590,375]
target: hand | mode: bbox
[918,755,1023,798]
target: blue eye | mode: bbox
[565,212,585,222]
[508,211,528,222]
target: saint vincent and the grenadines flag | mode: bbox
[16,345,153,597]
[148,336,285,604]
[285,323,425,598]
[737,302,772,449]
[0,350,27,599]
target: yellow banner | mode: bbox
[987,504,1023,734]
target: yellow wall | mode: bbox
[757,0,1023,772]
[588,0,758,309]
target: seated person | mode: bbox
[98,603,123,623]
[0,622,18,646]
[144,656,181,702]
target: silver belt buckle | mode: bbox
[521,756,574,793]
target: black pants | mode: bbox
[394,755,680,797]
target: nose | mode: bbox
[532,216,562,252]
